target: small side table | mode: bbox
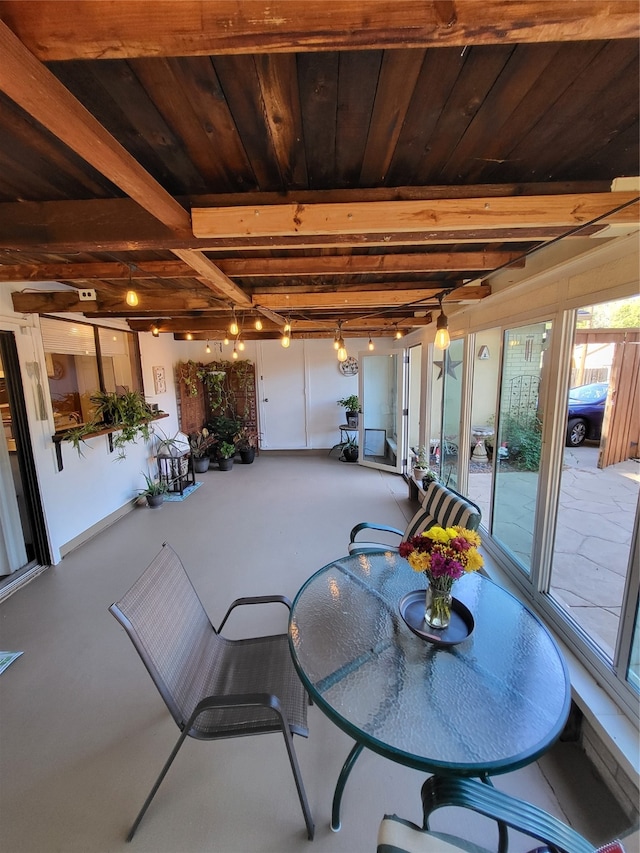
[157,452,195,495]
[328,424,358,458]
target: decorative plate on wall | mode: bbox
[338,356,358,376]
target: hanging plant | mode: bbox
[177,360,201,397]
[197,365,228,412]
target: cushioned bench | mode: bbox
[348,479,482,556]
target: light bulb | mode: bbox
[434,326,451,349]
[337,344,348,362]
[229,320,239,336]
[435,308,450,350]
[186,332,193,341]
[238,339,245,351]
[126,290,138,307]
[151,324,160,337]
[284,320,291,334]
[232,348,238,360]
[255,318,263,331]
[395,328,403,340]
[205,342,211,354]
[333,338,340,350]
[281,334,290,348]
[368,337,374,351]
[223,336,229,346]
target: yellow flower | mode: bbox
[454,526,481,547]
[465,549,484,572]
[408,551,431,573]
[424,526,454,544]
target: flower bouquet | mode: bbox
[399,525,483,629]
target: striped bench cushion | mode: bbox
[403,482,482,542]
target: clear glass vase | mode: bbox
[425,581,453,629]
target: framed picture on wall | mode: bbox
[152,365,166,395]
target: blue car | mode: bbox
[566,382,609,447]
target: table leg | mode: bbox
[331,742,364,831]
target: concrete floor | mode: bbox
[0,451,633,852]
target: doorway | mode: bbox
[0,332,49,587]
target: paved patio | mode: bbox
[468,444,640,662]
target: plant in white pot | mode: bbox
[412,445,430,481]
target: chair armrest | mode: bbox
[217,595,292,633]
[421,776,594,853]
[349,521,404,544]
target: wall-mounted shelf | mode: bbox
[52,412,169,471]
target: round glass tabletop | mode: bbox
[289,552,570,777]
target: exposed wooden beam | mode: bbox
[11,290,224,315]
[0,190,612,253]
[170,249,251,307]
[252,286,489,311]
[1,1,637,60]
[192,193,640,238]
[128,315,432,333]
[0,19,191,234]
[0,22,256,306]
[0,251,524,283]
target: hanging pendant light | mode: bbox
[151,321,160,337]
[394,325,403,340]
[186,332,193,341]
[229,308,239,337]
[205,341,211,354]
[238,338,245,352]
[434,295,450,350]
[337,335,348,362]
[255,317,263,331]
[223,335,230,346]
[125,265,138,307]
[232,346,238,360]
[368,336,374,351]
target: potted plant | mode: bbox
[337,394,360,427]
[189,428,216,473]
[413,445,430,481]
[234,424,260,464]
[138,472,168,507]
[217,441,236,471]
[341,434,359,463]
[88,389,158,458]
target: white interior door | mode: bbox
[257,340,308,449]
[358,348,405,473]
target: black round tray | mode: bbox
[399,589,475,647]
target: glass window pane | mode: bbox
[407,344,422,459]
[97,328,141,394]
[491,322,550,573]
[468,329,502,526]
[440,339,464,490]
[549,296,640,660]
[627,598,640,693]
[41,317,99,431]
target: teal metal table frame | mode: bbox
[288,553,570,838]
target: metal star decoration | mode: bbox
[434,355,462,379]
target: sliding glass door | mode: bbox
[359,349,405,473]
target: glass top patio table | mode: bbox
[288,552,570,830]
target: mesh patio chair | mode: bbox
[377,775,636,853]
[109,543,314,841]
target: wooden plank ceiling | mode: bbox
[0,1,638,340]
